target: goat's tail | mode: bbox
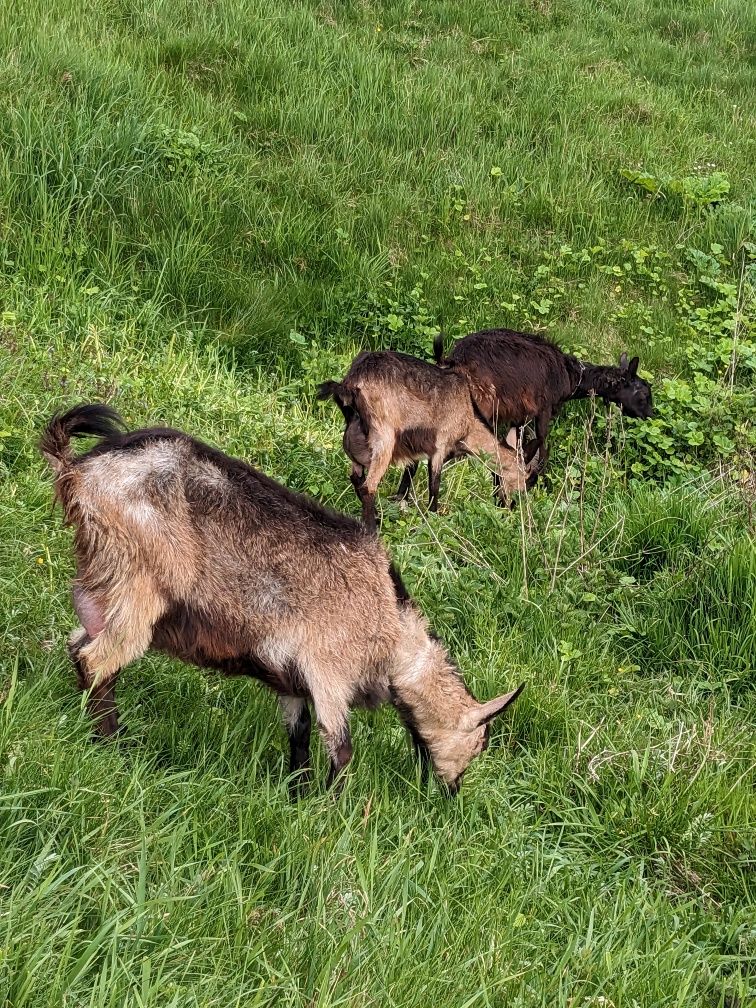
[432,332,445,365]
[40,403,125,473]
[317,379,362,425]
[316,380,352,406]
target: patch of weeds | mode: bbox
[152,124,225,176]
[355,278,441,357]
[620,166,731,208]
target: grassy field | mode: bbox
[1,0,755,1005]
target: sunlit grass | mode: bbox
[0,0,754,1005]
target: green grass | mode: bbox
[1,0,755,1005]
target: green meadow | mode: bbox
[0,0,754,1005]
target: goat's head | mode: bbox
[431,684,525,794]
[605,352,653,419]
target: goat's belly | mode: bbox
[393,426,436,464]
[352,679,391,710]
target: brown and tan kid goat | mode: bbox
[41,404,524,795]
[318,350,530,531]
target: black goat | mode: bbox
[433,328,653,477]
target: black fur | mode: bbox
[287,703,312,796]
[390,686,432,777]
[396,426,436,458]
[441,328,653,480]
[40,403,125,461]
[388,562,411,603]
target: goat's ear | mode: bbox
[465,683,525,731]
[619,351,629,370]
[627,356,639,378]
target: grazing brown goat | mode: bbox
[41,404,524,794]
[317,350,528,531]
[432,329,653,484]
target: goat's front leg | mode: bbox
[525,413,551,489]
[279,696,312,798]
[307,678,353,791]
[324,728,353,791]
[462,423,525,508]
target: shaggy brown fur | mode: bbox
[41,404,524,794]
[436,329,653,481]
[317,350,529,531]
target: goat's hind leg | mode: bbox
[69,627,124,739]
[359,436,395,533]
[71,580,165,740]
[279,695,312,798]
[393,461,419,503]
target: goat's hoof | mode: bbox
[90,722,128,744]
[287,771,312,801]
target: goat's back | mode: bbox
[66,430,404,676]
[343,350,471,433]
[446,329,575,426]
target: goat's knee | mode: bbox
[324,728,353,791]
[70,636,123,739]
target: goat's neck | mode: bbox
[569,359,619,401]
[392,609,476,737]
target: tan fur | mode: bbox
[390,605,523,786]
[42,408,524,792]
[321,353,533,531]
